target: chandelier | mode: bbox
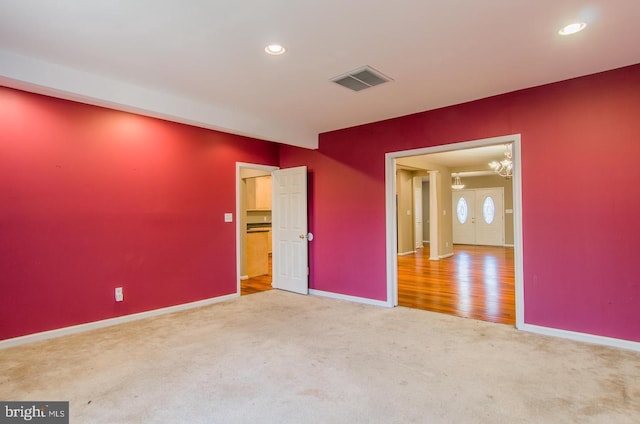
[451,174,465,190]
[489,144,513,179]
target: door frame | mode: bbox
[236,162,279,295]
[384,134,524,328]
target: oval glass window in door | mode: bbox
[456,197,468,224]
[483,196,495,224]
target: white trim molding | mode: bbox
[385,156,399,306]
[397,251,416,256]
[520,324,640,352]
[310,289,391,308]
[439,252,454,259]
[0,293,238,350]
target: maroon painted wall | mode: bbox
[0,87,279,340]
[280,64,640,342]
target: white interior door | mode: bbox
[453,190,475,244]
[475,188,504,246]
[413,177,423,249]
[271,166,309,295]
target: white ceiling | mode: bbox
[1,1,639,149]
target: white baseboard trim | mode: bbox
[439,252,454,259]
[309,289,391,308]
[0,293,239,350]
[520,323,640,352]
[240,275,249,280]
[397,250,415,256]
[423,240,429,244]
[504,244,514,247]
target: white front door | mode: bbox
[475,188,504,246]
[271,166,309,295]
[453,190,475,244]
[452,188,504,246]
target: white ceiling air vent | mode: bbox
[330,66,393,92]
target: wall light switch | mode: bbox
[224,213,233,223]
[115,287,124,302]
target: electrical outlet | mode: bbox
[115,287,124,302]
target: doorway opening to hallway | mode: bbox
[237,164,276,296]
[386,135,523,327]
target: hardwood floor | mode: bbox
[398,244,515,325]
[241,256,273,295]
[242,246,515,324]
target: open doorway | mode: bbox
[236,163,278,296]
[385,135,524,327]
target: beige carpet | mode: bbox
[1,290,638,423]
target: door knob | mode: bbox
[298,233,314,241]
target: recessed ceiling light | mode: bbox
[264,44,286,55]
[558,22,587,35]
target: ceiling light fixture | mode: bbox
[489,145,513,179]
[558,22,587,35]
[451,174,465,190]
[264,44,287,55]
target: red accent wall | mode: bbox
[280,64,640,342]
[0,87,279,340]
